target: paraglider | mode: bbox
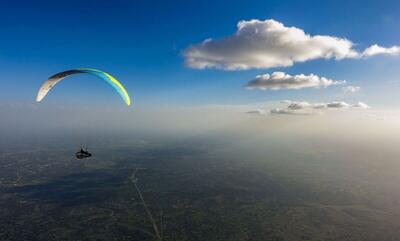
[75,147,92,159]
[36,68,131,106]
[36,68,131,159]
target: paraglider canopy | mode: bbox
[36,68,131,106]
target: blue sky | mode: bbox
[1,0,400,108]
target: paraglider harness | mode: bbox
[75,147,92,159]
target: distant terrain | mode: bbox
[1,134,400,241]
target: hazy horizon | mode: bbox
[2,1,400,240]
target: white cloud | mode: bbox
[362,44,400,57]
[343,85,360,93]
[184,19,400,70]
[273,100,370,115]
[312,103,328,109]
[184,19,359,70]
[284,100,355,109]
[270,108,294,115]
[246,109,267,115]
[284,101,346,110]
[287,101,311,110]
[326,101,351,108]
[270,108,314,115]
[244,100,371,117]
[352,102,370,109]
[245,72,344,90]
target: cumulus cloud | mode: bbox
[245,100,371,117]
[362,44,400,57]
[287,101,311,110]
[281,100,370,112]
[246,109,267,115]
[343,85,360,93]
[245,72,344,90]
[270,108,314,115]
[326,101,351,108]
[284,101,351,110]
[270,108,295,115]
[352,102,370,109]
[311,103,329,109]
[184,19,400,70]
[284,100,352,109]
[184,19,359,70]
